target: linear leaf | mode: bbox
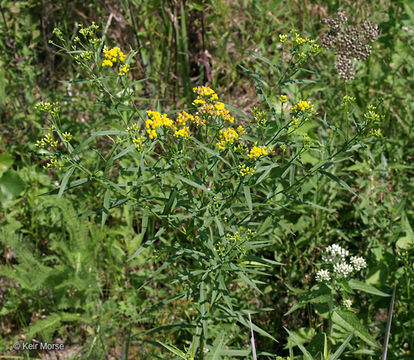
[284,327,313,360]
[58,166,75,199]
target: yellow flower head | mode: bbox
[290,100,312,113]
[175,111,194,128]
[102,59,113,67]
[216,127,241,150]
[279,34,288,43]
[119,64,130,76]
[193,86,217,99]
[145,110,173,139]
[294,33,309,45]
[174,126,191,139]
[193,97,206,106]
[239,164,256,176]
[280,95,287,103]
[248,143,268,160]
[133,136,145,150]
[103,46,126,64]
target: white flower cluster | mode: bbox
[316,269,331,282]
[333,262,354,278]
[322,244,349,263]
[350,256,367,271]
[315,244,367,282]
[343,299,352,308]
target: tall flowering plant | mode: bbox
[34,24,384,357]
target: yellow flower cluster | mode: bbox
[36,133,58,149]
[102,46,130,76]
[363,105,381,122]
[173,127,191,139]
[133,136,145,150]
[239,164,256,176]
[175,111,194,127]
[126,123,139,132]
[43,155,62,169]
[279,95,287,103]
[34,101,60,117]
[119,64,130,76]
[290,100,312,113]
[193,86,218,100]
[248,143,269,160]
[103,46,126,66]
[145,110,173,139]
[216,126,244,150]
[62,132,72,143]
[173,111,194,139]
[293,33,309,45]
[193,86,234,124]
[279,34,288,43]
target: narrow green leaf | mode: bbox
[58,166,75,199]
[114,145,135,160]
[101,188,111,227]
[243,185,253,213]
[211,334,225,360]
[330,333,353,360]
[318,170,357,195]
[284,327,313,360]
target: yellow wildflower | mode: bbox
[175,111,194,128]
[119,64,130,76]
[126,123,139,132]
[280,95,287,103]
[248,143,268,160]
[193,115,206,126]
[102,59,113,67]
[103,46,126,65]
[193,86,217,99]
[294,33,309,45]
[62,132,72,143]
[279,34,288,43]
[239,164,256,176]
[193,97,205,105]
[145,110,173,139]
[133,136,145,150]
[216,127,241,150]
[174,126,191,139]
[290,100,312,113]
[214,102,226,111]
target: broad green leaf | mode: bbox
[348,279,390,297]
[0,170,26,204]
[332,310,379,348]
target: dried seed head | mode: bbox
[320,12,378,81]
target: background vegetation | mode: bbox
[0,0,413,359]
